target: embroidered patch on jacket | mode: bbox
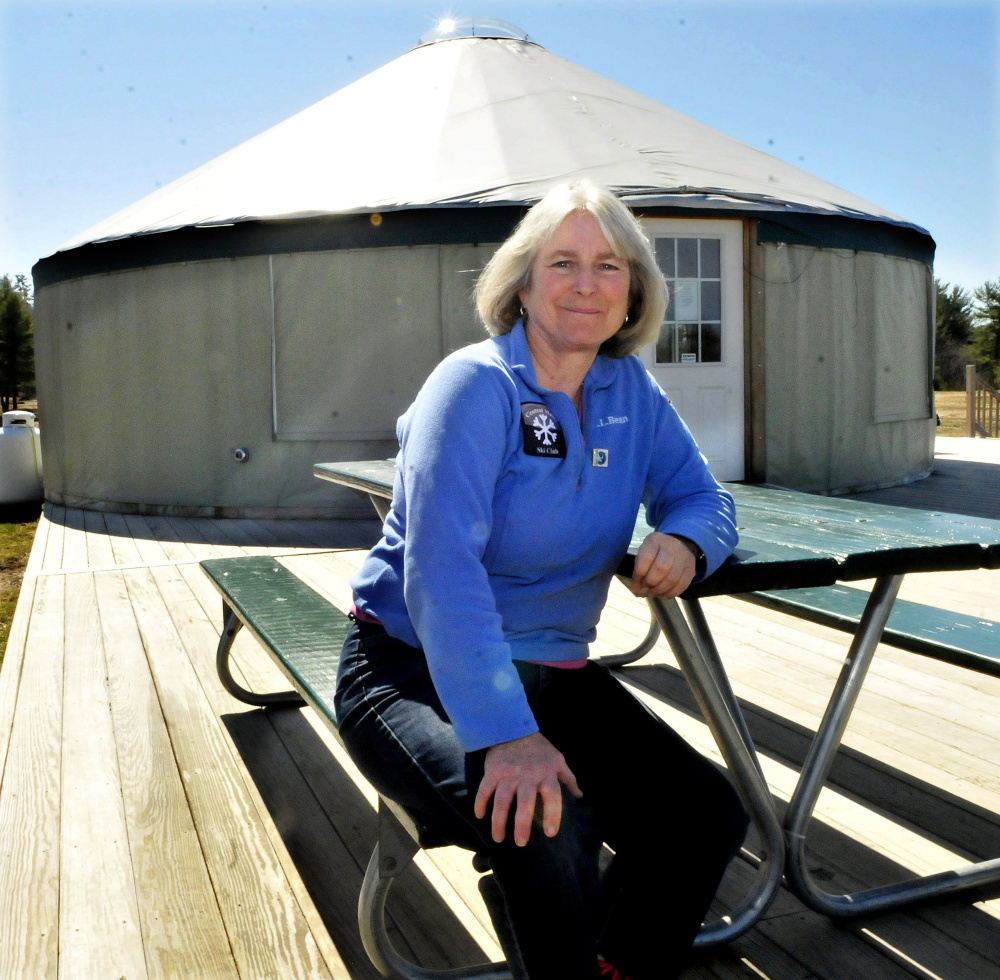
[520,403,567,458]
[592,448,609,467]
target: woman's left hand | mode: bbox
[630,532,697,599]
[475,732,582,847]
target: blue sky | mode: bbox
[2,0,997,294]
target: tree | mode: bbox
[0,275,35,413]
[934,280,974,388]
[970,278,1000,388]
[11,274,32,305]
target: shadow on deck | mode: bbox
[850,439,1000,521]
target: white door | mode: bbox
[640,219,745,480]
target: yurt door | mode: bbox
[639,219,744,481]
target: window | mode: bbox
[653,237,723,364]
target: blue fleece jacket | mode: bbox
[351,322,737,751]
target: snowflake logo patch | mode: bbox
[520,403,567,458]
[533,413,558,446]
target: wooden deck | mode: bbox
[1,443,998,980]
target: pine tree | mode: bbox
[0,275,35,413]
[971,279,1000,388]
[934,280,974,389]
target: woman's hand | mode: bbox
[631,532,698,599]
[474,731,583,847]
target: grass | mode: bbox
[0,502,42,672]
[934,390,970,437]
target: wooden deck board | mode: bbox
[95,567,241,980]
[81,509,116,567]
[699,607,1000,812]
[59,570,147,980]
[0,504,49,770]
[41,504,65,572]
[0,574,36,779]
[160,514,233,561]
[23,503,51,578]
[125,562,336,980]
[1,470,998,979]
[0,573,64,980]
[60,507,90,573]
[121,513,191,566]
[138,513,203,563]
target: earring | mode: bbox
[519,305,525,317]
[623,313,630,325]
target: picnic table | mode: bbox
[315,459,1000,943]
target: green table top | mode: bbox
[315,460,1000,597]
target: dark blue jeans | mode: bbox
[334,620,749,980]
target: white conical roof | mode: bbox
[55,31,923,254]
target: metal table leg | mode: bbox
[681,598,765,784]
[368,492,391,522]
[215,603,306,707]
[596,580,661,667]
[649,596,785,945]
[359,801,513,980]
[783,574,1000,916]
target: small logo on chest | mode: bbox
[520,403,567,458]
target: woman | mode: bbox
[335,179,748,980]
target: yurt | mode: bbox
[31,18,935,518]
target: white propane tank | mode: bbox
[0,411,43,503]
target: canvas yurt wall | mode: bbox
[752,224,934,493]
[33,217,514,517]
[32,22,936,516]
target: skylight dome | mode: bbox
[416,16,536,47]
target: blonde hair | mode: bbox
[475,179,666,358]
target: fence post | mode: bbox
[966,364,977,438]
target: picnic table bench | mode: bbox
[201,556,512,980]
[593,582,1000,675]
[735,584,1000,677]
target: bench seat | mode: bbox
[735,585,1000,678]
[202,555,350,710]
[200,555,511,980]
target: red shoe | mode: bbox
[598,956,635,980]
